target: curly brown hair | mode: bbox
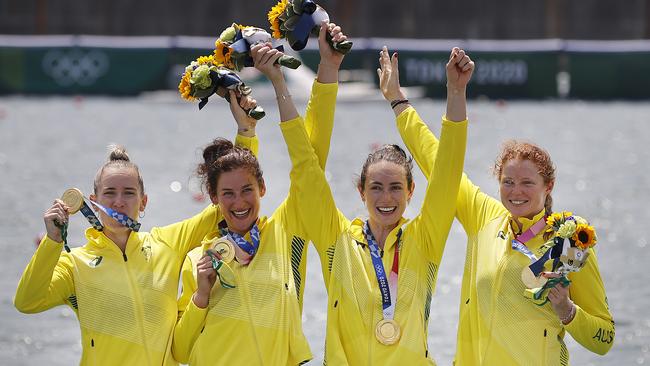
[197,138,263,199]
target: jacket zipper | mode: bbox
[541,328,548,366]
[122,250,154,366]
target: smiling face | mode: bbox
[359,160,414,230]
[213,167,265,236]
[499,158,553,220]
[90,166,147,234]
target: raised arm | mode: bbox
[304,21,347,168]
[415,110,467,261]
[380,47,506,236]
[14,200,76,313]
[252,43,347,279]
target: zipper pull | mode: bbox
[123,252,128,262]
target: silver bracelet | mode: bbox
[560,304,576,323]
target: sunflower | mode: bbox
[268,0,288,39]
[178,70,195,101]
[571,223,597,249]
[213,41,234,69]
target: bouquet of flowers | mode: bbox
[523,211,598,305]
[178,54,265,118]
[268,0,353,54]
[213,23,301,71]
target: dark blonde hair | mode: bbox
[93,144,145,194]
[197,138,263,198]
[493,140,555,213]
[357,144,414,191]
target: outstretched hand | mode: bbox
[446,47,474,91]
[377,46,406,102]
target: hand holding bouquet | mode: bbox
[522,212,598,305]
[178,55,265,119]
[214,23,301,71]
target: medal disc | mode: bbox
[212,237,235,263]
[375,319,401,345]
[61,188,84,214]
[521,267,548,289]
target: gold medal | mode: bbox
[212,237,235,263]
[521,267,548,289]
[375,319,401,345]
[61,188,84,214]
[202,235,235,264]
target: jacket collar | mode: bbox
[509,209,546,236]
[84,227,143,256]
[349,217,409,251]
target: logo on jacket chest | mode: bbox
[88,256,103,268]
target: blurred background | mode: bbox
[2,0,650,99]
[1,1,649,365]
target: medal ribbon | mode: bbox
[90,200,141,232]
[218,219,260,257]
[364,221,402,321]
[511,217,548,274]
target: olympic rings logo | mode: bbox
[42,49,110,87]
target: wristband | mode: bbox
[390,99,409,109]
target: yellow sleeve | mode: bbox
[415,118,467,261]
[14,236,76,314]
[279,116,348,280]
[396,107,506,236]
[304,80,338,169]
[172,255,208,364]
[564,248,615,355]
[234,133,259,157]
[149,204,219,260]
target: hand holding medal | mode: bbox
[268,0,353,54]
[45,188,99,252]
[201,234,237,289]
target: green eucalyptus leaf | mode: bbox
[284,15,300,31]
[292,0,303,14]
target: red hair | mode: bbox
[493,140,556,213]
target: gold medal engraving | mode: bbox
[212,237,235,263]
[61,188,84,214]
[375,319,401,345]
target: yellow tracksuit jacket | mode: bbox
[172,81,338,365]
[295,113,467,365]
[13,134,257,366]
[396,106,615,365]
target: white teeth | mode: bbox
[510,200,526,205]
[233,209,250,217]
[377,207,396,213]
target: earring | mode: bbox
[139,210,146,219]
